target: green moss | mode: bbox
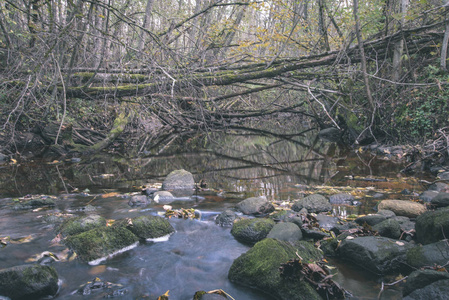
[58,215,107,237]
[126,215,174,239]
[231,218,275,244]
[406,246,425,268]
[228,238,322,300]
[65,226,139,262]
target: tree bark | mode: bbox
[353,0,375,112]
[441,7,449,71]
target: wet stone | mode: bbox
[215,210,236,227]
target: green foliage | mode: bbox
[395,66,449,140]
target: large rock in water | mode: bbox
[406,241,449,269]
[65,226,139,262]
[231,218,275,245]
[236,196,274,216]
[58,214,107,237]
[415,207,449,244]
[377,200,426,218]
[162,169,195,197]
[336,236,412,275]
[292,194,331,213]
[0,264,59,300]
[125,215,174,239]
[228,238,322,300]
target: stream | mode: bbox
[0,133,429,299]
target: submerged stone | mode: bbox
[228,238,322,300]
[231,218,275,245]
[65,226,139,262]
[0,264,59,300]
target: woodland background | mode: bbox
[0,0,448,158]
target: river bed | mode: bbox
[0,134,430,299]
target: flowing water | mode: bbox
[0,133,429,299]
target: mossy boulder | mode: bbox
[65,226,139,262]
[13,196,56,210]
[228,238,322,300]
[0,264,59,300]
[126,215,174,239]
[58,214,107,237]
[336,236,413,275]
[236,196,275,216]
[406,241,449,269]
[231,218,275,245]
[415,207,449,244]
[292,194,331,213]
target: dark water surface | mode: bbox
[0,134,429,299]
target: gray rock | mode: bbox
[355,214,386,226]
[419,190,439,203]
[231,218,275,245]
[403,270,449,297]
[236,196,274,216]
[391,216,415,232]
[336,236,412,275]
[267,222,302,242]
[428,182,449,192]
[228,238,322,300]
[314,214,339,230]
[406,241,449,269]
[431,192,449,208]
[415,207,449,244]
[404,279,449,300]
[329,193,355,205]
[318,127,341,143]
[128,195,149,207]
[0,264,59,300]
[215,210,236,227]
[152,191,175,203]
[377,200,426,218]
[437,171,449,181]
[162,169,194,196]
[302,228,331,240]
[377,209,396,218]
[292,194,331,213]
[13,196,56,210]
[372,219,401,239]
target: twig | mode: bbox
[307,80,341,129]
